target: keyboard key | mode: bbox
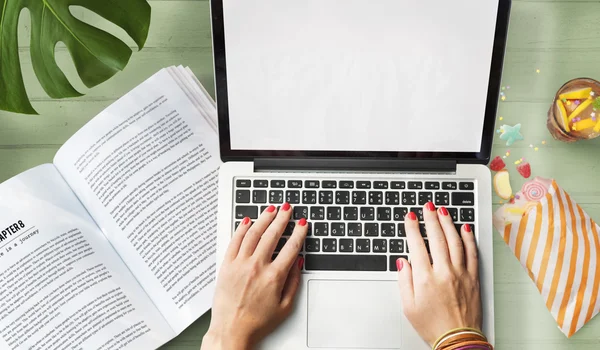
[314,222,329,236]
[381,223,395,237]
[452,192,475,206]
[305,180,320,188]
[357,181,371,189]
[234,221,241,230]
[348,223,363,236]
[336,191,350,204]
[369,191,383,205]
[306,222,313,236]
[327,207,342,221]
[418,192,433,205]
[331,223,346,236]
[288,180,303,188]
[389,255,409,271]
[356,239,371,253]
[303,191,317,204]
[236,190,251,203]
[352,191,367,205]
[419,223,428,237]
[365,223,379,237]
[294,206,308,220]
[236,179,251,187]
[397,223,406,237]
[393,207,409,221]
[385,191,400,205]
[339,181,354,189]
[402,192,416,205]
[344,207,358,221]
[275,238,287,252]
[305,255,386,271]
[283,222,295,236]
[253,190,267,203]
[235,206,258,219]
[374,181,389,189]
[459,182,475,191]
[319,191,334,204]
[305,238,320,252]
[460,208,475,222]
[408,182,423,190]
[322,180,337,189]
[390,239,405,253]
[322,238,337,252]
[435,192,450,206]
[391,181,406,189]
[448,208,459,222]
[410,207,424,221]
[254,180,268,188]
[339,239,354,252]
[310,207,325,220]
[442,182,458,190]
[271,180,285,188]
[373,239,387,253]
[260,206,269,213]
[425,182,440,190]
[269,190,284,203]
[377,207,392,221]
[424,240,431,254]
[360,207,375,221]
[286,190,300,204]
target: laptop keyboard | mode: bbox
[233,178,476,272]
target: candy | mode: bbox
[521,179,547,202]
[559,87,592,100]
[489,156,506,172]
[499,124,524,146]
[494,170,513,200]
[517,162,531,179]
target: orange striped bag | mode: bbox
[493,177,600,337]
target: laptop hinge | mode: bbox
[254,158,457,173]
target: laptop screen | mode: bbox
[215,0,509,161]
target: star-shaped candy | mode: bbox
[499,124,524,146]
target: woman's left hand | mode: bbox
[202,203,308,350]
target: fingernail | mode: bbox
[299,218,307,226]
[282,202,291,211]
[396,259,404,271]
[242,217,250,225]
[298,257,304,270]
[439,207,449,216]
[464,224,472,233]
[266,205,276,213]
[406,212,417,221]
[425,202,435,211]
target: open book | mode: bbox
[0,67,220,349]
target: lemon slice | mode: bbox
[494,170,512,200]
[559,87,592,100]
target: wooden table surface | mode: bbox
[2,0,600,348]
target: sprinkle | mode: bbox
[529,144,533,148]
[562,98,568,103]
[515,194,520,199]
[499,116,504,121]
[507,86,511,89]
[499,200,504,204]
[503,156,506,159]
[536,69,541,73]
[502,87,506,91]
[575,100,581,106]
[514,160,520,165]
[500,92,505,96]
[591,91,596,96]
[534,147,539,151]
[566,100,572,106]
[542,140,547,145]
[573,125,578,131]
[592,112,597,118]
[501,96,506,101]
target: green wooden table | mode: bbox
[2,0,600,348]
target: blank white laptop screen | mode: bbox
[223,0,500,153]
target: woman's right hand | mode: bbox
[396,202,482,346]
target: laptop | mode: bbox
[212,0,511,348]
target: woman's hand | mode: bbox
[202,203,307,350]
[396,202,482,346]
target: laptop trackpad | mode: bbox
[307,280,403,348]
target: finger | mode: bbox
[461,224,479,278]
[396,258,415,311]
[437,207,465,268]
[239,205,277,257]
[404,212,431,271]
[225,216,252,261]
[256,202,293,259]
[273,218,308,272]
[423,202,451,267]
[280,257,304,313]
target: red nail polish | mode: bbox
[242,217,250,225]
[440,207,449,216]
[266,205,276,213]
[406,212,417,221]
[298,257,304,270]
[282,202,291,211]
[464,224,472,233]
[299,218,307,226]
[425,202,435,211]
[396,259,404,271]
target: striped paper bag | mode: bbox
[493,177,600,337]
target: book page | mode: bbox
[0,165,174,350]
[53,70,220,333]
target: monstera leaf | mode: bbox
[0,0,151,114]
